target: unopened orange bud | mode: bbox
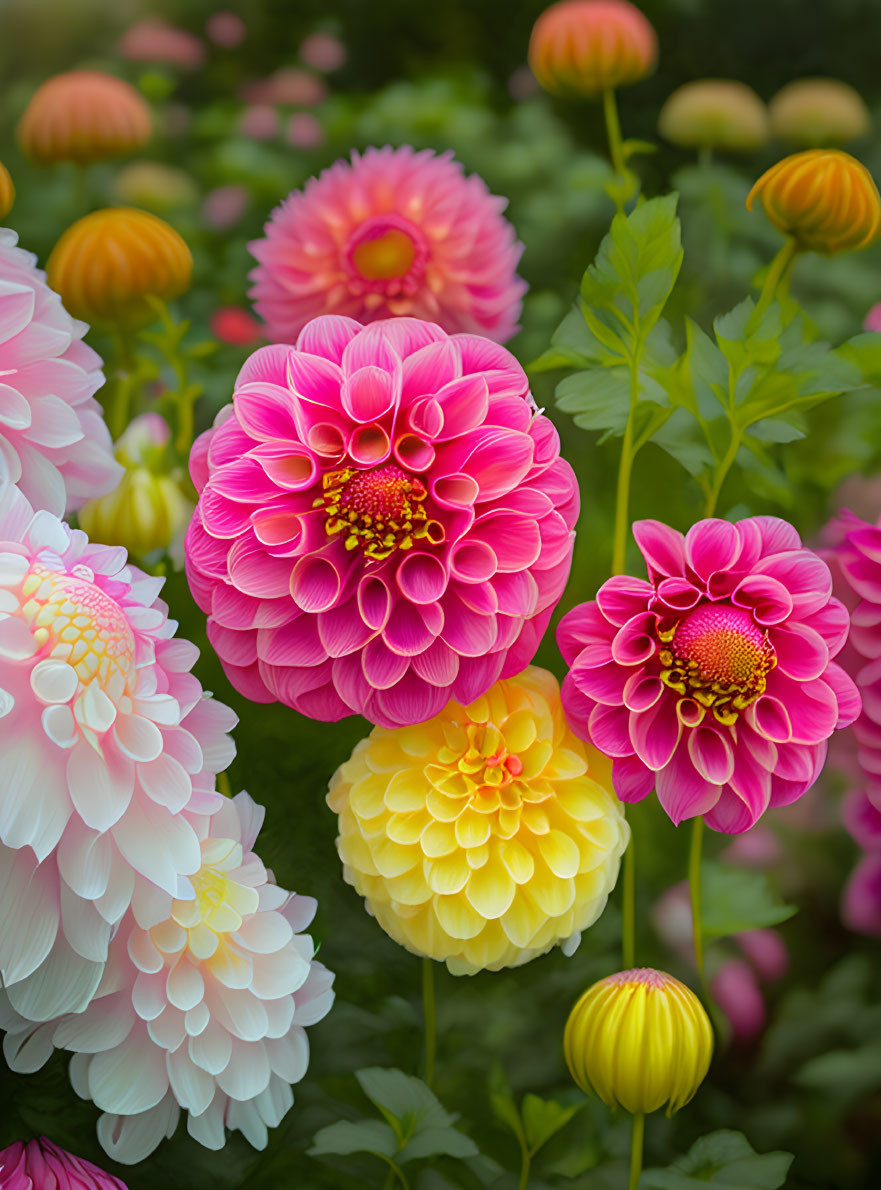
[529,0,657,99]
[18,71,151,166]
[747,149,881,254]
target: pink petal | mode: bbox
[630,695,682,771]
[588,702,633,757]
[732,574,793,625]
[655,749,720,825]
[633,519,687,579]
[611,612,658,666]
[771,622,829,680]
[612,754,654,802]
[685,518,742,581]
[687,726,735,784]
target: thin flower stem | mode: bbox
[602,87,627,214]
[378,1156,411,1190]
[703,428,741,519]
[422,956,437,1090]
[752,236,799,324]
[628,1112,645,1190]
[622,830,636,969]
[688,816,710,1003]
[517,1142,532,1190]
[107,327,137,441]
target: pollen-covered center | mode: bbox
[19,562,136,693]
[658,602,775,725]
[168,838,259,943]
[344,215,427,295]
[352,228,416,281]
[317,463,443,561]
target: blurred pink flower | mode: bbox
[185,316,577,727]
[736,928,789,981]
[238,105,278,141]
[118,19,205,69]
[249,146,526,343]
[241,69,326,107]
[711,958,766,1043]
[864,303,881,333]
[0,1137,126,1189]
[202,184,249,230]
[299,32,346,72]
[211,306,262,346]
[0,228,121,515]
[719,824,784,869]
[843,853,881,936]
[558,517,860,833]
[286,111,324,149]
[205,11,246,48]
[844,788,881,849]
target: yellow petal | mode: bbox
[386,811,429,845]
[498,838,535,885]
[425,852,470,895]
[455,807,491,849]
[385,768,432,813]
[435,891,484,939]
[466,860,516,919]
[519,738,554,779]
[501,707,537,753]
[349,771,390,819]
[420,819,457,858]
[539,829,581,879]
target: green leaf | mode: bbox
[309,1118,399,1159]
[641,1130,793,1190]
[521,1094,583,1154]
[701,861,797,940]
[355,1067,452,1134]
[398,1125,480,1163]
[489,1091,525,1144]
[796,1042,881,1100]
[555,368,631,432]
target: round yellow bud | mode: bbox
[79,467,193,560]
[747,149,881,254]
[328,667,629,975]
[47,207,193,328]
[18,71,151,166]
[769,78,870,148]
[113,161,199,213]
[0,162,15,220]
[564,968,713,1115]
[658,80,769,152]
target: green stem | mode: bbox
[602,87,627,213]
[688,816,711,1004]
[698,145,713,168]
[517,1142,532,1190]
[703,428,741,518]
[628,1113,645,1190]
[107,328,137,441]
[611,347,641,575]
[422,957,436,1090]
[622,829,635,969]
[752,236,799,324]
[378,1157,410,1190]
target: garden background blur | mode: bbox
[1,0,879,1187]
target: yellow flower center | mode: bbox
[316,464,443,561]
[658,603,775,725]
[19,562,136,693]
[351,227,417,281]
[166,838,260,948]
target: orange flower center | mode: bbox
[351,228,417,281]
[658,602,775,725]
[317,464,443,561]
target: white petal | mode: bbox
[233,912,293,956]
[148,1006,187,1052]
[186,1096,226,1151]
[216,1036,271,1101]
[127,928,164,975]
[25,508,69,555]
[250,946,311,1000]
[167,1044,217,1114]
[6,938,104,1021]
[263,995,295,1040]
[135,693,181,727]
[67,742,133,831]
[267,1029,309,1084]
[0,550,28,587]
[0,845,58,987]
[31,658,79,704]
[76,682,118,733]
[132,971,168,1022]
[113,713,163,762]
[112,799,201,896]
[3,1020,56,1073]
[188,1021,232,1075]
[226,1096,268,1150]
[139,753,191,813]
[0,737,70,859]
[0,613,37,660]
[57,824,111,900]
[54,1000,135,1053]
[42,703,78,748]
[254,1074,293,1128]
[166,958,205,1012]
[96,1094,180,1165]
[89,1036,170,1114]
[185,1001,210,1037]
[60,882,112,962]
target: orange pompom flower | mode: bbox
[747,149,881,254]
[47,207,193,328]
[18,71,151,166]
[529,0,657,98]
[0,162,14,220]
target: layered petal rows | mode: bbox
[558,517,860,833]
[248,146,527,344]
[0,229,121,515]
[328,667,629,974]
[0,793,334,1164]
[186,316,578,728]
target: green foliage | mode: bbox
[700,860,797,941]
[642,1131,793,1190]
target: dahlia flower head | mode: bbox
[0,484,236,1023]
[0,229,121,516]
[558,517,860,833]
[328,667,629,974]
[1,792,334,1165]
[248,146,526,344]
[0,1137,127,1190]
[186,316,578,728]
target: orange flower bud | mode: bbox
[659,80,769,152]
[769,78,870,148]
[0,162,14,220]
[47,207,193,328]
[747,149,881,254]
[529,0,657,98]
[18,71,151,166]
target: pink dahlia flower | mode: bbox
[0,229,121,516]
[0,1137,127,1189]
[185,316,577,727]
[0,484,236,1021]
[558,517,859,833]
[248,147,527,344]
[1,792,334,1165]
[118,20,206,69]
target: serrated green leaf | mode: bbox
[521,1094,583,1154]
[555,368,631,432]
[641,1130,793,1190]
[398,1124,480,1163]
[489,1091,525,1144]
[309,1118,399,1158]
[355,1067,452,1133]
[701,861,797,940]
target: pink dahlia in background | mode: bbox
[0,1137,127,1189]
[864,302,881,333]
[0,484,236,1022]
[186,316,577,727]
[118,19,206,69]
[1,793,334,1164]
[0,228,121,516]
[558,517,859,833]
[248,147,527,344]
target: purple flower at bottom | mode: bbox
[0,1137,127,1189]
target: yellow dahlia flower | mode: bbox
[47,207,193,328]
[747,149,881,254]
[327,667,629,975]
[564,968,713,1116]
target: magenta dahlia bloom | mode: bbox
[248,147,526,344]
[0,1138,127,1189]
[186,316,577,727]
[558,517,860,833]
[0,229,121,516]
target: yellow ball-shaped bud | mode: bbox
[528,0,658,98]
[564,968,713,1115]
[18,71,152,166]
[747,149,881,254]
[113,161,199,213]
[769,78,870,148]
[328,667,629,975]
[47,207,193,328]
[0,162,15,220]
[658,80,769,152]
